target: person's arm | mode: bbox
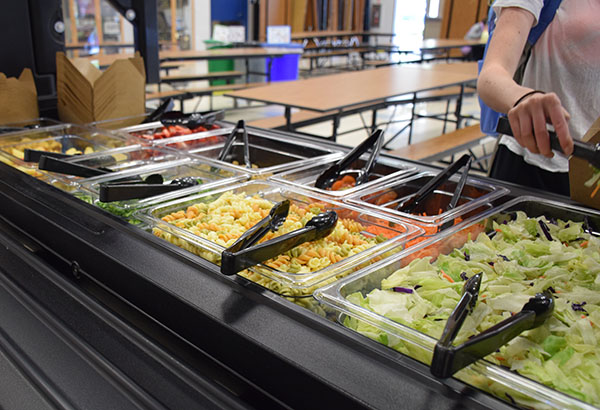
[477,7,573,157]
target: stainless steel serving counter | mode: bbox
[0,121,581,409]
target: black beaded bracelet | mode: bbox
[512,90,545,108]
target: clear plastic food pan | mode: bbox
[0,123,128,170]
[315,196,600,410]
[270,155,417,198]
[43,144,183,190]
[0,118,64,134]
[138,180,423,303]
[151,128,344,178]
[74,158,248,224]
[344,171,508,234]
[115,120,232,149]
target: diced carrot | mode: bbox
[341,175,356,185]
[581,241,589,248]
[441,270,454,283]
[591,183,600,198]
[331,180,344,191]
[375,191,398,205]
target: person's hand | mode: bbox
[507,91,573,157]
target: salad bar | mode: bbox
[0,115,598,409]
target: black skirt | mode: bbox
[489,144,570,197]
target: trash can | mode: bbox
[204,39,234,86]
[262,42,302,82]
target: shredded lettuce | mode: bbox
[345,212,600,407]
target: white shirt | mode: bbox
[493,0,600,172]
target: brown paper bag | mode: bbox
[569,115,600,208]
[56,52,145,125]
[0,69,39,125]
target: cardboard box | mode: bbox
[569,115,600,208]
[0,69,39,125]
[56,52,145,126]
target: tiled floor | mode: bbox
[149,58,497,175]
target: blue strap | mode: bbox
[528,0,563,45]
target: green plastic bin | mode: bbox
[204,39,234,86]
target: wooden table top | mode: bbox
[159,47,303,61]
[380,38,486,53]
[419,38,486,50]
[80,47,304,67]
[291,30,395,40]
[66,42,134,50]
[225,62,478,113]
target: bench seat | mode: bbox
[160,70,244,84]
[387,124,486,162]
[146,83,263,101]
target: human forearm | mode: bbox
[477,8,534,113]
[477,64,534,114]
[476,6,572,156]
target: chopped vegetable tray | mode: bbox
[270,155,417,198]
[139,181,423,300]
[315,197,600,410]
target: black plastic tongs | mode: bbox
[215,119,251,169]
[220,200,338,275]
[396,154,472,213]
[439,156,473,230]
[160,109,225,129]
[143,98,175,124]
[38,155,113,178]
[496,116,600,168]
[314,129,384,189]
[99,175,200,202]
[23,149,73,163]
[430,273,554,378]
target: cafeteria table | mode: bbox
[83,47,303,83]
[225,62,478,142]
[395,38,486,61]
[292,30,396,48]
[365,38,487,66]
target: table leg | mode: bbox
[371,109,378,133]
[245,58,250,83]
[267,58,273,82]
[284,106,292,131]
[454,84,465,130]
[331,113,340,142]
[408,92,417,145]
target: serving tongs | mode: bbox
[314,129,384,189]
[395,154,471,214]
[496,116,600,168]
[38,155,113,178]
[143,98,175,124]
[215,119,251,169]
[23,149,73,163]
[221,201,338,275]
[99,175,200,202]
[439,156,473,230]
[430,273,554,378]
[160,109,225,130]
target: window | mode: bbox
[427,0,441,19]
